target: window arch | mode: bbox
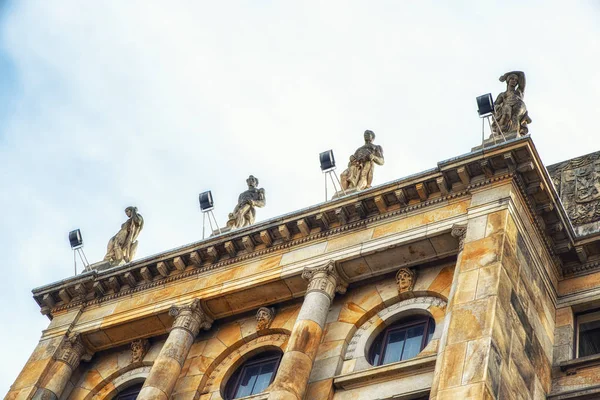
[368,316,435,366]
[343,296,447,374]
[114,382,144,400]
[224,350,283,400]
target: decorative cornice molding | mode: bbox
[35,138,582,314]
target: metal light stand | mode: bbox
[481,113,507,146]
[202,208,221,239]
[323,168,345,201]
[72,246,90,275]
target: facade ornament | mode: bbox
[169,299,213,336]
[340,130,385,192]
[226,175,266,229]
[492,71,532,137]
[302,260,348,300]
[104,206,144,267]
[255,307,276,331]
[56,332,92,370]
[396,267,416,294]
[130,338,150,363]
[548,151,600,231]
[451,223,468,252]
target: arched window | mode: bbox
[114,382,143,400]
[225,351,282,399]
[368,316,435,366]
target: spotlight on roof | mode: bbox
[319,149,345,200]
[199,190,220,239]
[476,93,494,117]
[68,229,89,274]
[69,229,83,249]
[319,150,336,172]
[199,191,214,211]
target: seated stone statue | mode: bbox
[492,71,532,136]
[340,130,384,191]
[104,206,144,266]
[226,175,266,229]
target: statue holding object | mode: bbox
[104,206,144,267]
[226,175,266,229]
[492,71,532,137]
[340,130,384,192]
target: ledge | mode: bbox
[548,384,600,399]
[559,353,600,373]
[333,354,437,390]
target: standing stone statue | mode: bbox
[226,175,266,229]
[104,206,144,266]
[340,130,384,191]
[492,71,532,136]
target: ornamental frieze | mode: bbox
[548,151,600,234]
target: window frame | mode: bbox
[225,351,282,399]
[369,316,434,366]
[575,308,600,358]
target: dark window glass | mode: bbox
[369,316,435,366]
[226,351,282,399]
[115,382,143,400]
[578,311,600,357]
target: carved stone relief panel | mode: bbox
[548,151,600,235]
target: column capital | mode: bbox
[55,332,92,370]
[451,223,468,252]
[302,260,348,300]
[169,298,213,337]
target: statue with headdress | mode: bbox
[104,206,144,266]
[340,130,384,191]
[226,175,266,229]
[492,71,532,136]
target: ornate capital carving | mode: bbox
[169,299,213,337]
[56,332,91,370]
[302,260,348,300]
[396,267,416,294]
[451,223,468,252]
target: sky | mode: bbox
[1,0,599,393]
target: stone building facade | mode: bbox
[7,136,600,399]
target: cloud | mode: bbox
[1,0,599,393]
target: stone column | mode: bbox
[33,332,91,400]
[139,299,212,400]
[269,260,347,400]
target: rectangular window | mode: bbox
[577,310,600,358]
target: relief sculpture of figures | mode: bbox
[340,130,384,191]
[104,206,144,267]
[492,71,532,136]
[226,175,266,229]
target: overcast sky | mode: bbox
[1,0,599,393]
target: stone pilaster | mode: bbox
[139,299,212,400]
[33,332,91,400]
[429,223,467,400]
[268,261,347,400]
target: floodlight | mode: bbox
[69,229,83,249]
[476,93,494,117]
[319,150,336,172]
[199,191,214,211]
[68,229,89,274]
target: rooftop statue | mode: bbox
[226,175,266,229]
[104,206,144,267]
[340,130,384,191]
[492,71,532,137]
